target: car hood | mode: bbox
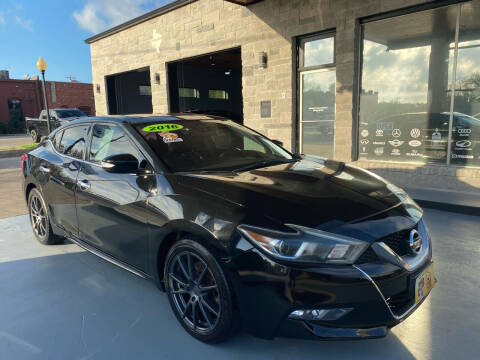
[176,156,420,239]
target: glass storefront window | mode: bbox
[358,1,480,167]
[451,1,480,166]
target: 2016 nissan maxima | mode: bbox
[22,115,435,343]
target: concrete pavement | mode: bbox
[0,157,26,218]
[0,135,32,149]
[0,209,479,360]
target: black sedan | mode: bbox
[22,115,435,343]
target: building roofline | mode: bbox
[84,0,198,44]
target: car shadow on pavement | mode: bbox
[0,250,417,360]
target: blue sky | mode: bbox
[0,0,171,83]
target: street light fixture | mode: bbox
[36,56,51,134]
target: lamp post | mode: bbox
[36,57,51,134]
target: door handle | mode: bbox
[40,165,51,173]
[77,179,91,191]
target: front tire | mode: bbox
[164,239,236,343]
[28,188,63,245]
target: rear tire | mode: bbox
[28,188,63,245]
[164,239,236,343]
[30,129,40,143]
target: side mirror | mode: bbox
[271,139,283,147]
[101,153,139,174]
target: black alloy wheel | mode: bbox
[28,188,63,245]
[165,239,235,343]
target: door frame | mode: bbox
[296,30,337,157]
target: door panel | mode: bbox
[76,163,151,271]
[41,125,89,235]
[75,124,151,272]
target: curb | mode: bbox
[415,199,480,217]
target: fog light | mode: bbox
[289,308,353,321]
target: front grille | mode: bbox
[385,289,413,316]
[381,228,413,257]
[356,247,379,264]
[356,224,418,264]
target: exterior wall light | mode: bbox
[96,84,101,93]
[259,51,268,68]
[155,73,161,84]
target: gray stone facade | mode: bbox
[88,0,480,194]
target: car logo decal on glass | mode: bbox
[392,129,401,138]
[458,128,471,136]
[455,140,472,148]
[409,229,422,254]
[360,139,369,144]
[376,129,384,136]
[374,147,384,156]
[409,140,422,147]
[389,140,404,147]
[143,123,184,132]
[410,128,421,138]
[361,129,369,138]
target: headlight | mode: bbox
[237,224,369,264]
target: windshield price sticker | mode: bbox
[143,123,184,132]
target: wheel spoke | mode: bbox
[187,254,193,280]
[169,273,188,287]
[199,301,212,327]
[200,297,219,317]
[181,298,193,318]
[196,264,207,284]
[199,285,217,293]
[177,255,190,281]
[192,301,198,330]
[171,289,188,295]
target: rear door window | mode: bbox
[59,125,89,160]
[52,130,63,152]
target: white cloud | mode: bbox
[73,0,169,34]
[0,12,6,27]
[14,15,33,31]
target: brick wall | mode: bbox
[45,82,96,115]
[0,80,96,125]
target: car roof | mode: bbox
[66,114,230,126]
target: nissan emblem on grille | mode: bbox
[409,229,422,254]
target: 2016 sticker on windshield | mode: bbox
[143,123,184,132]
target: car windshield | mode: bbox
[135,119,294,172]
[56,110,86,118]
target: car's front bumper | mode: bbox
[227,242,434,340]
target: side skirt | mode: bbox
[67,236,151,280]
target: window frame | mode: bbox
[208,89,230,100]
[178,87,200,99]
[298,31,336,72]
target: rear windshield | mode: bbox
[135,120,293,172]
[56,110,86,118]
